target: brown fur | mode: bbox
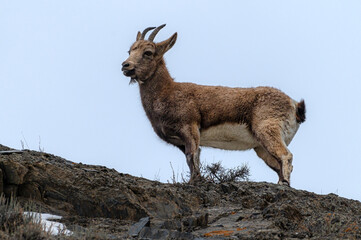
[122,25,306,186]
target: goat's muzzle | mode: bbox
[121,61,136,78]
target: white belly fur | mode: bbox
[200,123,258,150]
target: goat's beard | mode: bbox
[129,78,137,85]
[129,78,144,85]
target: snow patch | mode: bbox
[24,212,72,236]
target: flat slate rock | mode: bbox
[128,216,150,237]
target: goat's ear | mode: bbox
[156,33,177,56]
[136,31,142,41]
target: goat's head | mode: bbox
[122,24,177,84]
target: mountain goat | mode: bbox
[121,24,306,186]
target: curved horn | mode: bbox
[140,27,156,40]
[148,24,166,42]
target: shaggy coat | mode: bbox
[122,25,306,186]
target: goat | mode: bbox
[121,24,306,186]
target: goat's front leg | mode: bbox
[180,124,201,184]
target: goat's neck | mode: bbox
[139,59,173,103]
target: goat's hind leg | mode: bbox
[254,146,285,185]
[253,121,293,186]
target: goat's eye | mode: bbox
[144,51,153,57]
[127,50,130,55]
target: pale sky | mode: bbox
[1,1,361,201]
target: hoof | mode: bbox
[189,175,203,185]
[278,179,290,187]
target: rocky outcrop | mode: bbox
[1,144,361,239]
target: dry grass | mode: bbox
[0,194,113,240]
[0,194,49,239]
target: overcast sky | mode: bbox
[1,1,361,201]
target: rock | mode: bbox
[0,144,361,239]
[0,159,28,185]
[139,227,196,240]
[3,184,18,197]
[0,150,23,155]
[0,145,12,151]
[182,213,209,231]
[128,216,150,237]
[18,182,42,200]
[0,168,3,193]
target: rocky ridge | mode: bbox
[0,144,360,239]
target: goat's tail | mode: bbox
[296,99,306,124]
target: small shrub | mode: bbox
[169,161,250,184]
[202,161,250,183]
